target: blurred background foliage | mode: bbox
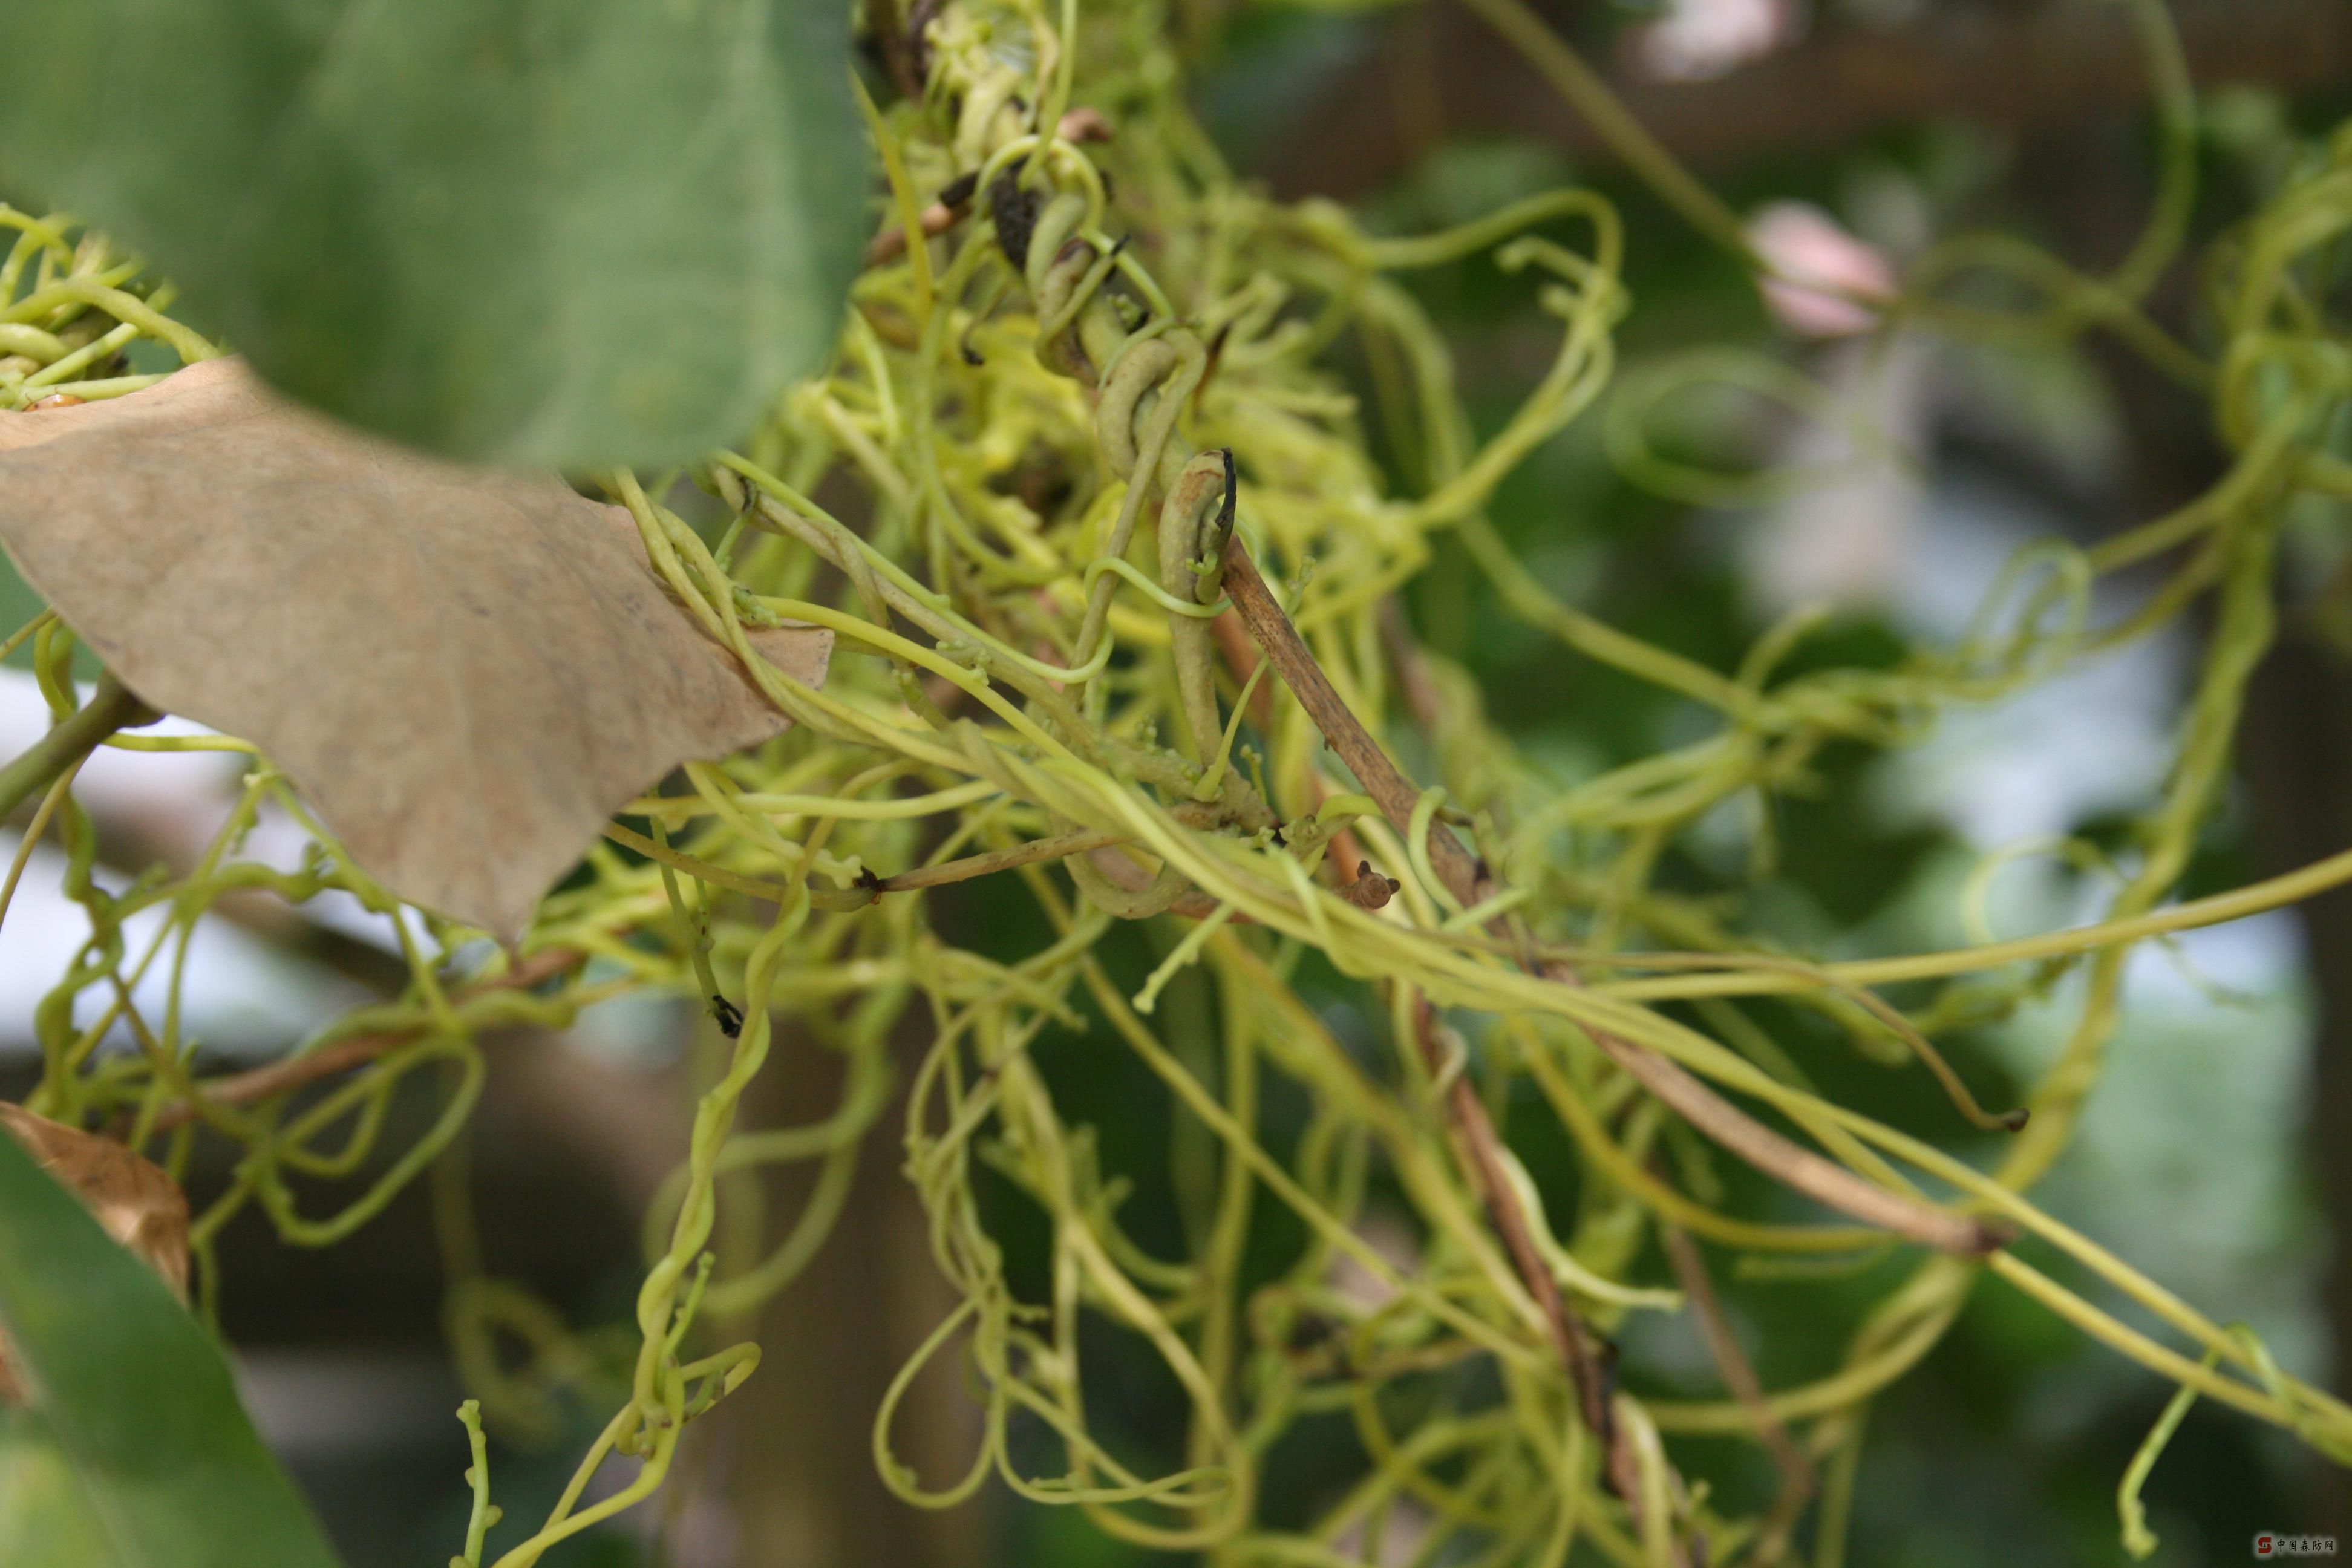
[3,0,2350,1563]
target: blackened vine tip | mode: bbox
[711,995,745,1039]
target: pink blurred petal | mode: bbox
[1628,0,1802,83]
[1749,201,1896,336]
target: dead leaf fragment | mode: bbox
[0,1105,189,1404]
[0,359,831,938]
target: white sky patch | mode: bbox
[0,833,371,1060]
[0,669,390,1059]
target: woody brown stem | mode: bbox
[865,200,967,266]
[1218,534,2004,1258]
[883,826,1128,891]
[142,947,585,1135]
[1215,535,1678,1553]
[1660,1220,1815,1559]
[1209,604,1374,895]
[1411,998,1664,1541]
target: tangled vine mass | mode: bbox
[5,1,2352,1564]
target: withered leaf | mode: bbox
[0,1104,188,1405]
[0,359,829,939]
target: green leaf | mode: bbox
[0,0,865,468]
[0,1131,342,1568]
[0,1410,123,1568]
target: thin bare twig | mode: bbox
[1218,534,2005,1258]
[1219,536,1684,1558]
[885,799,1225,895]
[1210,604,1377,895]
[1213,526,2022,1561]
[1413,998,1664,1537]
[603,823,871,911]
[1660,1221,1815,1560]
[142,820,1218,1136]
[1379,595,1449,742]
[865,197,969,266]
[142,947,586,1135]
[884,826,1128,891]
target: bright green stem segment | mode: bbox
[0,670,157,818]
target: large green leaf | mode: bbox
[0,1131,342,1568]
[0,0,864,468]
[0,1410,124,1568]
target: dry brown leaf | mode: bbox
[0,359,830,939]
[0,1104,189,1404]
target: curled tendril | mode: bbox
[5,0,2352,1562]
